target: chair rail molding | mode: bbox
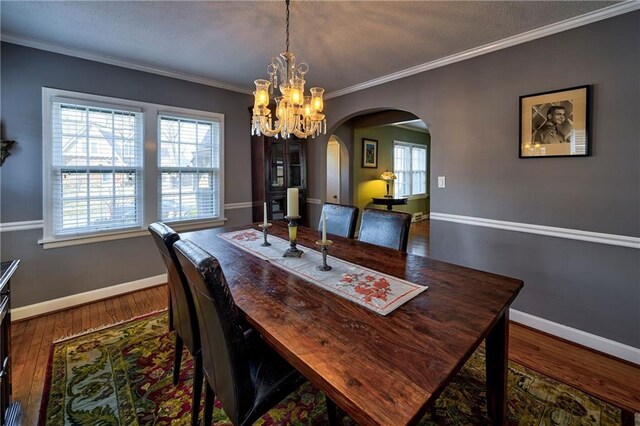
[0,200,254,233]
[0,220,44,232]
[430,212,640,249]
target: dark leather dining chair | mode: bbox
[173,239,310,426]
[358,208,412,252]
[319,202,359,239]
[148,223,203,426]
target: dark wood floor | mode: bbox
[11,221,640,424]
[408,218,430,257]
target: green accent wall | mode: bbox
[353,126,430,222]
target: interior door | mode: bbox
[326,140,341,203]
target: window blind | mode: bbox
[158,114,220,222]
[51,101,143,236]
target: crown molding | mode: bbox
[2,1,638,100]
[325,1,640,99]
[0,33,253,95]
[391,123,430,134]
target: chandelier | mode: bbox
[251,0,326,139]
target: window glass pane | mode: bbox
[159,171,218,221]
[52,101,142,236]
[394,143,427,196]
[159,113,220,223]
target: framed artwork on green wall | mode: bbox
[362,138,378,168]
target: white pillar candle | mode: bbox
[263,202,268,225]
[322,212,327,242]
[287,188,299,217]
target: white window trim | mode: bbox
[40,87,225,249]
[393,140,428,198]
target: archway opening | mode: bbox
[326,109,431,256]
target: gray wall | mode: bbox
[1,12,638,349]
[0,43,254,307]
[307,12,640,347]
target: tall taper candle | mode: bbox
[287,188,299,217]
[263,202,268,225]
[322,212,327,242]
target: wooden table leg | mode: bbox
[486,309,509,425]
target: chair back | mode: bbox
[358,208,412,252]
[148,222,199,354]
[173,240,253,426]
[319,202,359,239]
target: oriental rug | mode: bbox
[39,311,635,425]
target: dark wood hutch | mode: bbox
[251,132,307,226]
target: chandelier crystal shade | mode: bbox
[251,0,326,139]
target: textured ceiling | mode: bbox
[0,1,623,95]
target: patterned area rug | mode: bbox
[39,312,634,425]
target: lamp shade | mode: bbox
[380,171,397,181]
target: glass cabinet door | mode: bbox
[270,196,286,221]
[288,139,302,187]
[270,139,285,190]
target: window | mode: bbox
[50,99,143,236]
[158,114,221,221]
[42,88,224,247]
[394,141,427,197]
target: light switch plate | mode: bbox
[438,176,446,188]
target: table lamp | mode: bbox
[380,170,397,198]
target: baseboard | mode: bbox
[510,309,640,365]
[11,274,167,321]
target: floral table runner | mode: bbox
[218,228,427,316]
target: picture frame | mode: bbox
[519,85,590,158]
[362,138,378,168]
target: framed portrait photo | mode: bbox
[362,138,378,168]
[519,85,590,158]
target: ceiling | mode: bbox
[1,1,630,97]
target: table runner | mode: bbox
[218,228,427,315]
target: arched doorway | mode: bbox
[325,135,350,205]
[326,109,431,256]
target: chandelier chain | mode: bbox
[285,0,290,52]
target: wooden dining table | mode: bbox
[183,221,523,425]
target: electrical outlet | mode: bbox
[438,176,446,188]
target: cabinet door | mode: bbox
[287,138,303,188]
[269,139,286,191]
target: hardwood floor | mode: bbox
[408,218,430,257]
[12,286,168,426]
[11,229,639,424]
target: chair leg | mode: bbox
[204,382,215,426]
[191,353,203,426]
[326,396,338,426]
[168,292,174,331]
[173,334,184,385]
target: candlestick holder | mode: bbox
[258,222,272,247]
[283,215,303,258]
[315,239,333,271]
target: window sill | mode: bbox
[408,194,429,200]
[38,218,227,249]
[395,194,429,201]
